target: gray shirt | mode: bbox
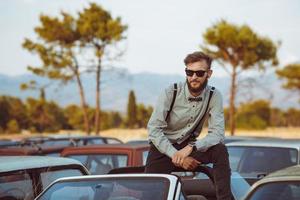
[147,81,225,158]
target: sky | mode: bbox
[0,0,299,77]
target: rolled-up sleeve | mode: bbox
[195,90,225,151]
[147,87,178,158]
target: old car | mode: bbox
[0,156,89,200]
[34,174,187,200]
[34,165,251,200]
[61,144,149,175]
[226,139,300,184]
[243,165,300,200]
[21,135,122,148]
[0,146,67,157]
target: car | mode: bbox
[34,174,186,200]
[0,146,67,157]
[223,136,279,144]
[0,156,89,200]
[243,165,300,200]
[0,139,21,148]
[21,135,122,148]
[126,139,149,145]
[61,144,150,175]
[226,139,300,184]
[34,165,251,200]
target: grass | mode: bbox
[1,127,300,142]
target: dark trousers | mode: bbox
[145,140,232,200]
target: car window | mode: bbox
[248,182,300,200]
[0,171,34,200]
[37,177,170,200]
[40,169,83,189]
[142,150,149,165]
[69,154,128,175]
[106,138,122,144]
[42,140,71,147]
[228,147,298,177]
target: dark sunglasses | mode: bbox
[185,69,207,77]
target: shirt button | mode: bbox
[193,105,195,108]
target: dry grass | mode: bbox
[1,127,300,142]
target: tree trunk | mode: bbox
[95,59,101,135]
[229,66,237,136]
[75,73,90,134]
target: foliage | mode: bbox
[276,63,300,101]
[22,2,127,134]
[126,90,138,128]
[202,19,278,135]
[6,120,20,134]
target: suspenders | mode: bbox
[165,83,178,121]
[165,83,215,140]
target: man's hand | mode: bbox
[181,157,201,170]
[172,145,193,166]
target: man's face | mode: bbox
[186,60,212,93]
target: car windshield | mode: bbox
[0,171,34,200]
[247,181,300,200]
[68,154,128,175]
[228,146,298,177]
[37,177,170,200]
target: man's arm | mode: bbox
[147,86,178,158]
[195,89,225,151]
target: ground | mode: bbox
[1,127,300,142]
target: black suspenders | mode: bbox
[165,83,215,140]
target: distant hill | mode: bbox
[0,68,299,112]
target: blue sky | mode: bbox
[0,0,299,77]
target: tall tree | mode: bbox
[202,20,278,135]
[23,3,127,134]
[276,63,300,101]
[77,3,127,134]
[127,90,137,128]
[23,12,91,134]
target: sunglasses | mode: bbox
[185,68,207,77]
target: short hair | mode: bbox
[184,51,213,69]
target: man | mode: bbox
[145,51,232,200]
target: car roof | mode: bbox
[266,165,300,178]
[0,156,84,173]
[226,138,300,149]
[244,165,300,198]
[65,143,149,151]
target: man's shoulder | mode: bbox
[207,85,222,96]
[164,81,185,94]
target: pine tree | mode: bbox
[127,90,137,128]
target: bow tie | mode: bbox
[188,97,202,102]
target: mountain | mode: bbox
[0,69,299,112]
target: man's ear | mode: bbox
[207,70,213,78]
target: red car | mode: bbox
[61,143,149,175]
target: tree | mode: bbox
[77,3,127,134]
[127,90,137,128]
[136,104,153,128]
[276,63,300,101]
[23,3,127,135]
[20,80,51,101]
[23,12,91,134]
[236,100,271,130]
[6,120,20,134]
[202,20,278,135]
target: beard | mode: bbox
[187,78,208,93]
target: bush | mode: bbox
[6,119,20,133]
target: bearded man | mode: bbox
[145,51,232,200]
